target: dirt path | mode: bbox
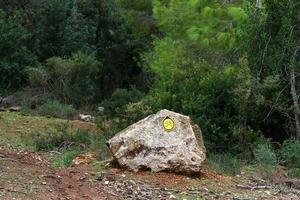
[0,146,299,200]
[0,147,114,200]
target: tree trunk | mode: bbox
[290,68,300,140]
[256,0,262,8]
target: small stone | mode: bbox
[97,107,105,113]
[104,181,109,185]
[78,114,94,122]
[9,106,21,112]
[169,194,176,199]
[265,191,271,195]
[41,182,47,185]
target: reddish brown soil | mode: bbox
[0,147,114,200]
[0,147,299,200]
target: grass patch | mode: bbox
[32,127,92,151]
[0,112,96,151]
[34,100,77,119]
[280,140,300,170]
[90,160,108,171]
[50,149,80,168]
[206,153,243,175]
[286,168,300,178]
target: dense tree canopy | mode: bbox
[0,0,299,154]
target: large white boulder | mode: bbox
[107,109,206,173]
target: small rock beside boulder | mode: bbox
[97,106,105,113]
[0,106,21,112]
[78,114,94,122]
[107,109,206,174]
[9,106,21,112]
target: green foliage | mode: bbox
[121,99,154,124]
[102,88,145,116]
[152,0,244,54]
[32,124,92,151]
[254,143,278,170]
[281,140,300,169]
[287,168,300,178]
[90,160,109,171]
[35,100,76,119]
[239,0,300,140]
[118,0,153,40]
[146,0,254,152]
[90,132,113,160]
[1,0,299,173]
[28,52,100,106]
[227,6,247,23]
[1,0,148,97]
[34,0,96,59]
[72,129,92,146]
[147,50,257,151]
[51,149,80,168]
[0,9,38,90]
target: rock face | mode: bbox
[107,109,206,173]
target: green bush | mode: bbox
[281,140,300,168]
[51,149,80,168]
[70,129,92,145]
[34,132,64,151]
[254,143,278,170]
[122,99,154,123]
[32,124,92,151]
[0,9,39,91]
[102,88,145,116]
[35,100,77,119]
[27,52,100,106]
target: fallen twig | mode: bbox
[236,184,273,190]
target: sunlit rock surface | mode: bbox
[107,109,206,173]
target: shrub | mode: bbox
[34,131,64,151]
[35,100,77,119]
[254,143,278,170]
[70,129,92,146]
[32,123,92,151]
[122,99,154,123]
[281,140,300,168]
[27,52,100,106]
[0,9,39,91]
[102,88,145,116]
[51,149,80,168]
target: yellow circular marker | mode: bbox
[163,116,175,131]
